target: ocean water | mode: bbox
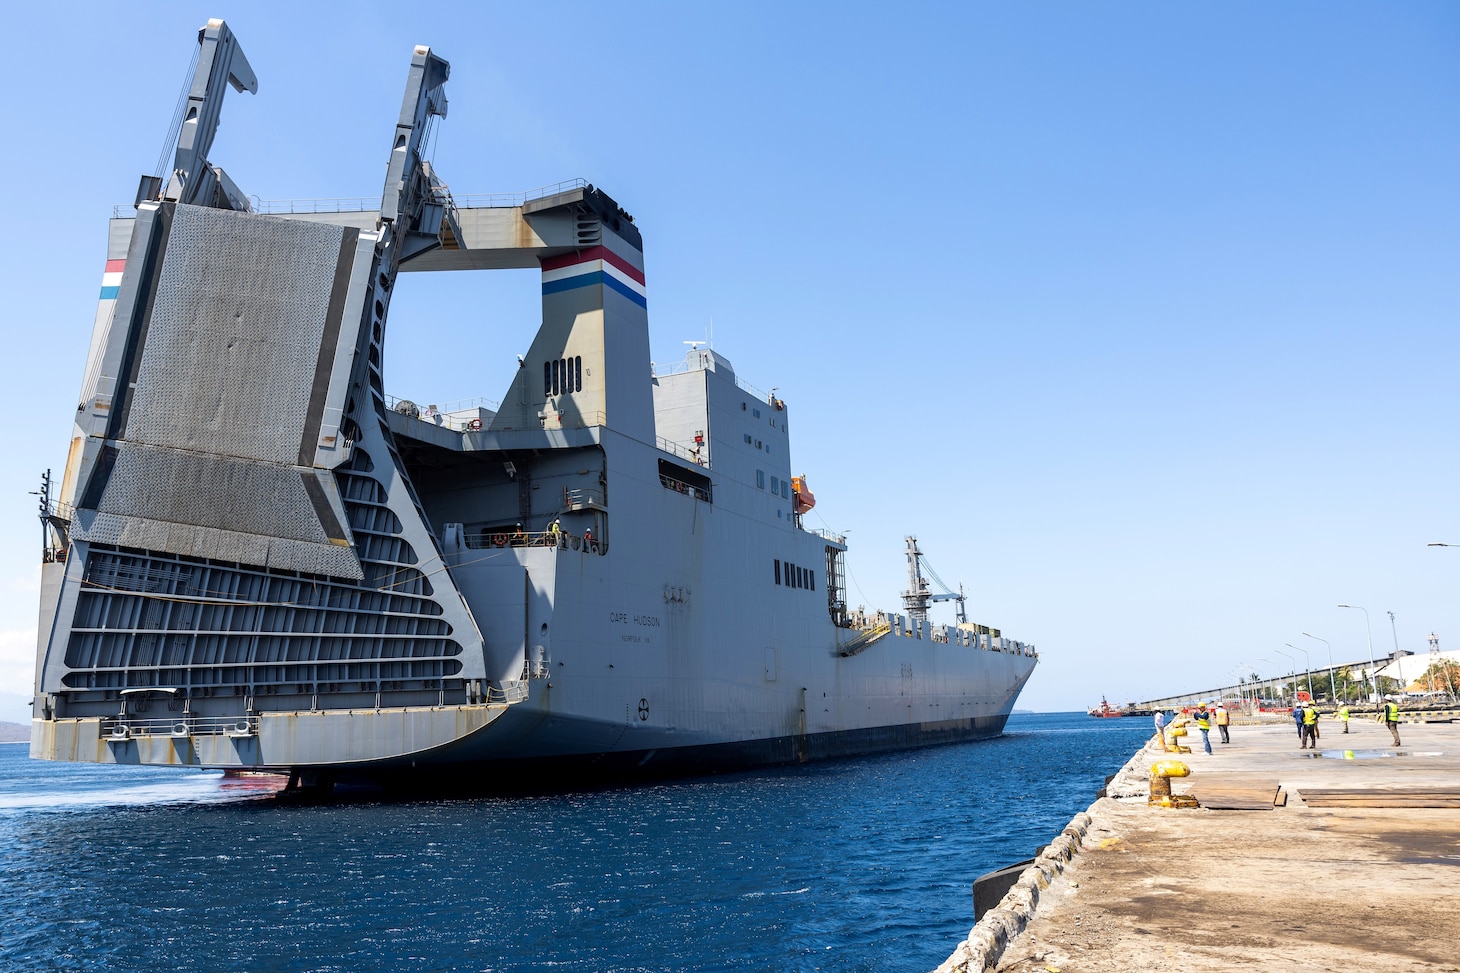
[0,713,1150,973]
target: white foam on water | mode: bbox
[0,772,231,812]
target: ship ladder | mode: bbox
[836,622,892,658]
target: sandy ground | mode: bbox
[990,720,1460,973]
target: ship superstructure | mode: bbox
[30,21,1037,791]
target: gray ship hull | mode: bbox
[29,22,1037,791]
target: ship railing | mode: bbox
[808,528,846,546]
[648,359,782,412]
[463,529,605,555]
[658,473,712,503]
[521,658,552,681]
[252,196,381,215]
[102,714,259,739]
[486,681,530,704]
[656,438,707,466]
[210,179,594,218]
[837,622,892,657]
[449,178,592,210]
[562,488,606,511]
[386,394,500,430]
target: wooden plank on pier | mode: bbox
[1298,787,1460,808]
[1185,776,1281,810]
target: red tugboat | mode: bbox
[1088,696,1134,718]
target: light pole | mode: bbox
[1255,659,1277,707]
[1338,604,1379,703]
[1302,632,1339,702]
[1230,664,1251,711]
[1274,647,1296,704]
[1286,643,1315,701]
[1387,610,1406,695]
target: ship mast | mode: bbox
[901,536,931,622]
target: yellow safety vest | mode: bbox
[1196,714,1210,730]
[1383,702,1398,722]
[1302,707,1317,726]
[1337,706,1349,720]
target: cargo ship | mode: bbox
[29,21,1037,793]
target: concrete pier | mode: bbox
[935,717,1460,973]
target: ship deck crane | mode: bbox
[900,535,967,624]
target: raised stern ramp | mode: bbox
[33,24,512,776]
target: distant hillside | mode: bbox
[0,722,29,744]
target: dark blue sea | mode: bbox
[0,713,1149,972]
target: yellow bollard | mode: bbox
[1165,721,1192,754]
[1148,759,1198,808]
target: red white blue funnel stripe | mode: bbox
[99,258,125,300]
[541,246,646,308]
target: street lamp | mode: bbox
[1255,659,1277,707]
[1338,604,1380,702]
[1301,632,1340,703]
[1285,643,1315,701]
[1230,664,1252,711]
[1274,647,1296,704]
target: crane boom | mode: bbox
[900,535,967,624]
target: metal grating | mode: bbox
[126,203,345,463]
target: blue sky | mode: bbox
[2,2,1457,720]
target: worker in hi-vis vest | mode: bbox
[1300,703,1319,749]
[1379,699,1401,746]
[1193,704,1213,755]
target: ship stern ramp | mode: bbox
[31,36,514,773]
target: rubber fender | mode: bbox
[1150,760,1191,779]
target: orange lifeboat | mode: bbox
[792,475,815,514]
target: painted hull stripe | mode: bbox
[541,270,648,309]
[541,258,646,298]
[540,245,645,285]
[99,259,126,300]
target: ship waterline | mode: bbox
[31,20,1036,791]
